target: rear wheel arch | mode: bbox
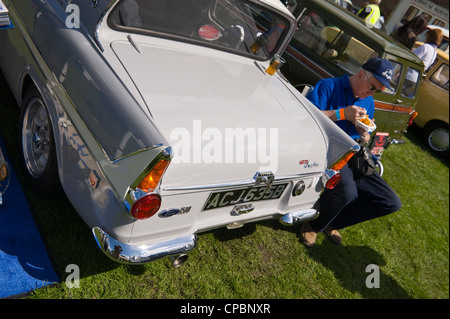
[18,85,62,195]
[20,74,36,104]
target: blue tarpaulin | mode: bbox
[0,138,59,298]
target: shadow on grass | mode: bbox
[211,222,258,242]
[404,125,449,168]
[306,242,412,299]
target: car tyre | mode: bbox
[19,87,61,195]
[424,122,449,158]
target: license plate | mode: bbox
[202,183,288,211]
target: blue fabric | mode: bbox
[307,75,374,140]
[0,138,59,298]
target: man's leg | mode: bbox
[309,164,358,232]
[328,171,401,230]
[300,164,358,247]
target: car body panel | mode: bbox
[413,49,449,128]
[1,0,358,264]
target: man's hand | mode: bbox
[354,123,371,143]
[344,105,367,122]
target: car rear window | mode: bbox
[108,0,290,60]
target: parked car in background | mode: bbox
[281,0,425,156]
[412,49,449,157]
[0,0,358,265]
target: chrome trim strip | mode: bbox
[92,227,198,264]
[162,172,323,191]
[94,0,120,52]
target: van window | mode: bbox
[294,8,378,75]
[402,67,421,98]
[384,60,402,95]
[430,63,449,91]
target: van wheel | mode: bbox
[424,122,449,158]
[19,87,61,195]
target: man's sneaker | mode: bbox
[299,222,317,248]
[324,227,342,245]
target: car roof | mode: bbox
[437,48,449,61]
[259,0,295,16]
[299,0,424,66]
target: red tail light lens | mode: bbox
[408,111,418,126]
[131,194,161,220]
[325,173,341,189]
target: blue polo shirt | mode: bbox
[307,75,374,140]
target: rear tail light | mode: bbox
[137,159,170,192]
[131,194,161,219]
[124,147,172,219]
[331,151,356,170]
[323,145,358,189]
[322,169,341,190]
[408,111,418,126]
[325,173,341,189]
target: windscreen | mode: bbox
[108,0,290,60]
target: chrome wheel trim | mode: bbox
[428,127,449,153]
[22,98,51,178]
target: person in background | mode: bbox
[391,15,428,50]
[299,58,402,248]
[357,0,381,28]
[413,28,443,71]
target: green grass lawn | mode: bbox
[0,71,448,300]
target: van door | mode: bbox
[372,57,420,140]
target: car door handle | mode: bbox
[395,99,403,104]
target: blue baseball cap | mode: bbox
[362,58,393,90]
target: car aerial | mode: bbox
[280,0,425,157]
[0,0,358,265]
[412,48,449,157]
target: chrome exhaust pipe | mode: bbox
[170,254,189,267]
[279,208,319,226]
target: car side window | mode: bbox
[293,9,379,75]
[402,67,421,98]
[430,63,449,91]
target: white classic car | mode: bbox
[0,0,358,265]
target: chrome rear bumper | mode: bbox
[92,227,198,265]
[92,207,317,264]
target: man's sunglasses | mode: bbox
[364,71,385,93]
